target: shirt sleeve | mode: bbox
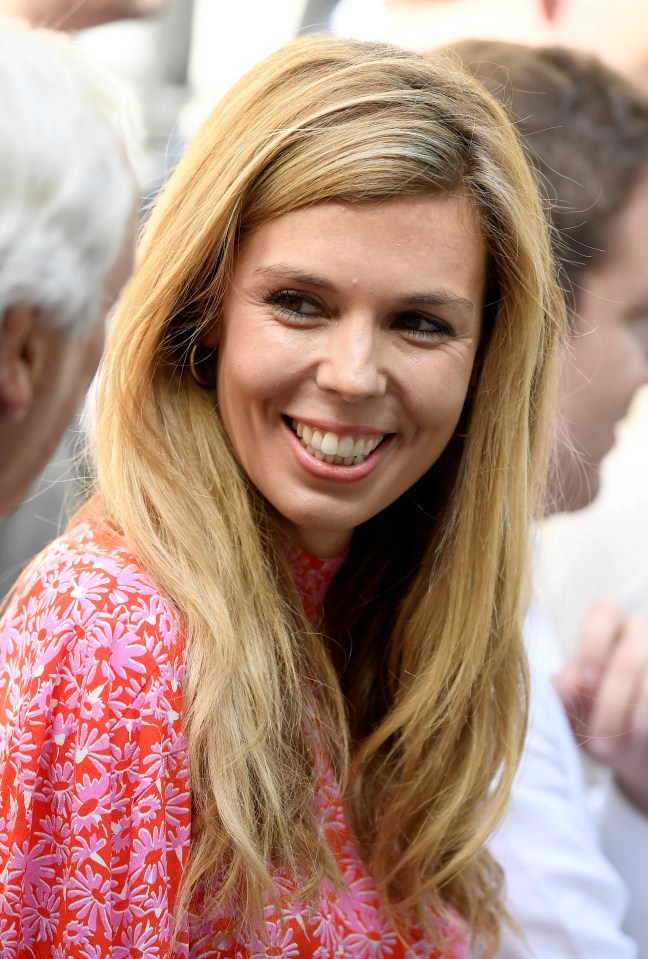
[489,601,638,959]
[0,547,190,959]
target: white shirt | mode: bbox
[491,601,648,957]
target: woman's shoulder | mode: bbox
[0,522,183,709]
[5,520,177,617]
[0,524,190,952]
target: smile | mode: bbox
[289,418,385,466]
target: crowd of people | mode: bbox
[0,2,647,957]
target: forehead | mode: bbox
[235,194,486,298]
[245,190,482,236]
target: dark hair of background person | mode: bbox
[452,40,648,311]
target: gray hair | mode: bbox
[0,17,139,338]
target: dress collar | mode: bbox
[285,542,347,627]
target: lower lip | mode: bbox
[283,420,393,484]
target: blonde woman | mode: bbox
[0,35,562,959]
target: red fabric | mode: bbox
[0,524,468,957]
[284,540,346,627]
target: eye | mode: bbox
[265,289,323,318]
[394,311,454,339]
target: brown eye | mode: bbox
[281,295,314,314]
[395,312,453,338]
[267,290,323,317]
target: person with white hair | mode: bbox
[0,16,139,517]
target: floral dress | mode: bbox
[0,524,468,958]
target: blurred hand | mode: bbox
[554,599,648,816]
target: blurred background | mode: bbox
[3,0,646,195]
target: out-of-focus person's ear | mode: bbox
[0,302,39,422]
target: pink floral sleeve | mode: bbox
[0,526,191,959]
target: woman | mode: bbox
[0,35,562,959]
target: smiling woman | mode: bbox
[216,194,485,558]
[0,33,563,959]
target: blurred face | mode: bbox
[215,195,486,557]
[0,0,166,29]
[0,205,136,515]
[553,172,648,512]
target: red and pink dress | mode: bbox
[0,523,468,958]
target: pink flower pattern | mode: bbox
[0,524,468,958]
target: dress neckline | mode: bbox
[284,542,347,627]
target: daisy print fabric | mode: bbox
[0,524,468,958]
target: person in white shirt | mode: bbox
[452,41,648,958]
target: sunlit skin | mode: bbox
[213,195,486,557]
[553,171,648,511]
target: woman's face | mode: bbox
[215,194,486,556]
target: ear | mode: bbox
[0,303,39,422]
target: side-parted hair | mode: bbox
[0,16,138,338]
[449,39,648,311]
[91,35,564,956]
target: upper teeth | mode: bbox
[291,419,384,465]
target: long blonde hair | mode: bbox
[91,35,563,956]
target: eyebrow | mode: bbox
[254,265,337,293]
[253,264,477,312]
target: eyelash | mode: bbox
[264,289,323,319]
[263,288,455,339]
[396,313,454,339]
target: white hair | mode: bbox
[0,17,139,338]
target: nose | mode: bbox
[315,315,387,401]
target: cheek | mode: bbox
[218,350,287,414]
[216,366,249,455]
[413,362,474,429]
[218,318,304,395]
[590,326,645,402]
[216,338,291,457]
